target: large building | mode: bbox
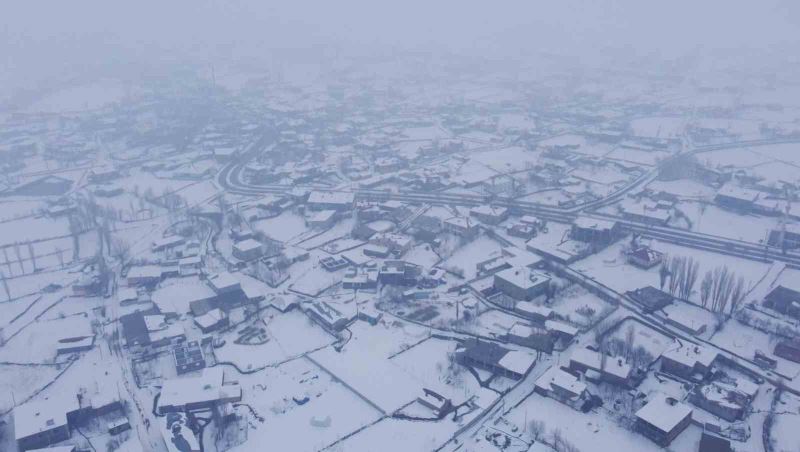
[635,393,693,446]
[306,191,355,211]
[157,367,241,414]
[568,347,633,387]
[14,395,80,450]
[570,216,619,246]
[455,339,536,380]
[763,285,800,319]
[775,339,800,363]
[714,184,760,211]
[469,205,509,225]
[232,239,264,261]
[660,344,719,380]
[494,267,550,301]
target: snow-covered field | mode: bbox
[2,50,800,452]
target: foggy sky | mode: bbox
[2,0,799,98]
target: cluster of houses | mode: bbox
[13,391,128,451]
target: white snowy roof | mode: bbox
[14,395,79,441]
[233,238,262,253]
[310,209,337,222]
[495,267,550,291]
[149,323,185,343]
[144,315,168,332]
[515,302,554,318]
[235,273,270,300]
[341,249,373,266]
[662,343,718,369]
[498,350,536,375]
[207,271,240,293]
[471,205,508,217]
[535,366,586,398]
[573,215,617,231]
[444,216,472,229]
[307,191,355,205]
[179,255,202,266]
[158,367,228,409]
[127,265,163,279]
[635,393,692,433]
[716,183,760,202]
[570,347,632,380]
[545,320,579,336]
[194,308,226,329]
[663,306,708,332]
[508,323,536,338]
[117,287,138,303]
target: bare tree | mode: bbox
[680,257,699,300]
[631,346,654,370]
[710,266,736,314]
[624,324,636,360]
[551,428,563,451]
[700,271,713,308]
[69,214,82,261]
[728,276,746,318]
[110,238,131,265]
[659,261,670,290]
[667,256,684,296]
[528,420,545,441]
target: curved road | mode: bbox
[217,136,800,267]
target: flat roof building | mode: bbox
[14,395,79,451]
[494,267,550,301]
[635,393,692,446]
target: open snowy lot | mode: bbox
[230,358,384,452]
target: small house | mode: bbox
[533,366,590,410]
[627,246,664,269]
[626,286,673,313]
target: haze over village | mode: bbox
[1,1,800,452]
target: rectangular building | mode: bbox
[494,267,550,301]
[635,393,692,446]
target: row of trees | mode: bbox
[659,255,748,317]
[659,255,699,301]
[699,265,747,317]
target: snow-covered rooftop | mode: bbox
[635,392,692,433]
[14,394,79,441]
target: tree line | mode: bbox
[659,255,747,318]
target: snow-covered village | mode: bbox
[2,2,800,452]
